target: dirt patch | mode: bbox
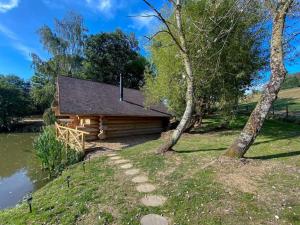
[214,158,275,194]
[218,173,258,193]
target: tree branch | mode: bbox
[144,30,172,41]
[142,0,185,52]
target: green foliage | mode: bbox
[281,76,300,89]
[83,29,147,89]
[33,126,83,177]
[31,12,87,109]
[144,0,266,120]
[42,108,57,125]
[0,75,32,129]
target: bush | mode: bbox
[34,126,84,177]
[43,108,57,125]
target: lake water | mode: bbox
[0,133,48,210]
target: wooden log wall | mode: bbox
[99,116,166,139]
[77,116,100,141]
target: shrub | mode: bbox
[43,108,57,125]
[34,126,83,177]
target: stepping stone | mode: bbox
[113,159,130,164]
[140,214,169,225]
[132,175,148,183]
[120,163,133,169]
[140,195,167,207]
[136,183,156,193]
[110,156,122,160]
[107,153,117,157]
[125,169,140,176]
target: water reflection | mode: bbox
[0,169,33,209]
[0,133,48,210]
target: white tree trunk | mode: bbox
[224,0,293,158]
[157,1,194,153]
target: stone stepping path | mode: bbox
[140,214,169,225]
[120,163,133,169]
[106,152,169,224]
[113,159,130,164]
[140,195,167,207]
[125,169,140,176]
[132,175,148,183]
[110,156,122,160]
[136,183,156,193]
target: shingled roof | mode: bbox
[56,76,170,117]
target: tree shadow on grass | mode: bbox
[176,147,226,154]
[247,150,300,160]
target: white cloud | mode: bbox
[0,23,17,39]
[85,0,117,18]
[0,0,19,13]
[130,10,158,31]
[0,23,34,61]
[13,43,34,61]
[97,0,111,12]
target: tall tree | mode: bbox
[31,12,87,109]
[224,0,295,158]
[144,0,266,131]
[83,29,147,89]
[143,0,265,153]
[0,75,32,129]
[142,0,195,153]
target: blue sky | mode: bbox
[0,0,161,80]
[0,0,299,82]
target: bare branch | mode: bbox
[128,14,160,20]
[142,0,185,52]
[144,30,172,41]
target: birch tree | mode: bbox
[142,0,194,153]
[144,0,266,132]
[143,0,263,153]
[224,0,296,158]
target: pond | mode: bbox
[0,133,48,210]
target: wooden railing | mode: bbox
[55,122,89,152]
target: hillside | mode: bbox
[244,87,300,113]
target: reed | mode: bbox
[34,126,83,177]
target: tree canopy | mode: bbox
[0,75,32,129]
[144,0,266,124]
[82,29,147,89]
[31,12,87,109]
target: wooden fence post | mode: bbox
[82,134,85,151]
[272,105,275,116]
[67,130,70,143]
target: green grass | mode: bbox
[0,118,299,225]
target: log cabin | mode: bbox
[53,76,171,143]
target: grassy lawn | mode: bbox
[0,118,299,225]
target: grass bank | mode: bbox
[0,118,299,225]
[242,87,300,113]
